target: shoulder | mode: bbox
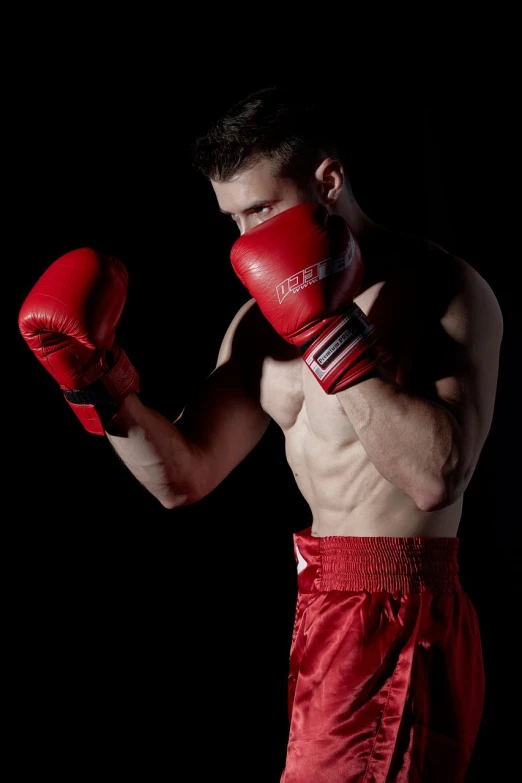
[432,249,504,349]
[216,296,281,367]
[392,231,503,340]
[412,244,504,424]
[406,239,504,378]
[216,297,256,366]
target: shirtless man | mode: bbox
[19,85,503,782]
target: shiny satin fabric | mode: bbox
[280,528,485,783]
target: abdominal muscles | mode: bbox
[260,353,462,538]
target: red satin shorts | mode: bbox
[281,528,485,783]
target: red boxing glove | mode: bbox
[18,247,139,435]
[230,202,381,393]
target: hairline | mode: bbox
[208,150,337,186]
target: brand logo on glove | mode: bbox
[275,237,355,304]
[316,321,365,367]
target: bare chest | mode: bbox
[258,279,423,434]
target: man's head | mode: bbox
[191,84,354,235]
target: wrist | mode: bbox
[63,347,140,435]
[297,302,379,393]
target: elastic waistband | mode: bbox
[293,527,462,594]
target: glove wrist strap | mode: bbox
[63,349,140,435]
[298,302,380,392]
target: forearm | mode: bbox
[105,393,201,509]
[336,371,463,510]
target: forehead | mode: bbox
[211,158,289,213]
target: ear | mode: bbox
[313,157,345,205]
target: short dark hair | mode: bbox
[191,83,346,184]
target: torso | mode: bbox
[246,226,478,538]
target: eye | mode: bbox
[255,205,271,216]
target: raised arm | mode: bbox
[18,248,270,509]
[107,297,271,507]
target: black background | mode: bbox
[9,30,519,782]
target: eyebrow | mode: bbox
[219,200,272,216]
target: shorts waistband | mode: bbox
[293,527,462,594]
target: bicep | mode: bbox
[175,298,270,496]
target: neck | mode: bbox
[331,190,383,242]
[330,190,393,289]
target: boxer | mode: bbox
[19,84,503,781]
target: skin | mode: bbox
[107,156,503,538]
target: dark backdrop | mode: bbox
[10,54,518,781]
